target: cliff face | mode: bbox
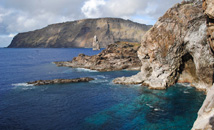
[114,0,214,90]
[192,0,214,129]
[203,0,214,52]
[8,18,152,48]
[54,41,141,71]
[113,0,214,129]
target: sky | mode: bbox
[0,0,182,47]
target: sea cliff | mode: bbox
[8,18,152,48]
[111,0,214,129]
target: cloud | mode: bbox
[81,0,182,23]
[81,0,106,18]
[0,34,16,47]
[0,0,182,47]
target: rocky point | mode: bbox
[54,41,142,71]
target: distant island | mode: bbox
[8,18,152,48]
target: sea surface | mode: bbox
[0,48,205,130]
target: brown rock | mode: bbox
[54,41,142,71]
[203,0,214,52]
[114,0,214,91]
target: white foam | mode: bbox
[146,104,154,108]
[73,68,98,72]
[96,75,107,78]
[12,83,36,90]
[184,91,190,94]
[178,83,192,87]
[12,83,34,87]
[90,79,109,83]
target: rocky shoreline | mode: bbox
[113,0,214,129]
[114,0,213,91]
[54,41,142,71]
[27,77,94,86]
[29,0,214,129]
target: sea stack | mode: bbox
[92,35,100,50]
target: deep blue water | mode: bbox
[0,48,205,130]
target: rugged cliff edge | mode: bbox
[113,0,214,91]
[111,0,214,129]
[8,18,152,48]
[192,0,214,129]
[54,41,141,71]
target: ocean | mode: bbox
[0,48,205,130]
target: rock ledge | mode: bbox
[27,77,94,86]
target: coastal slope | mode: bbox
[8,18,152,48]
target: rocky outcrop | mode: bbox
[27,77,94,86]
[192,87,214,130]
[92,35,100,50]
[114,0,214,91]
[8,18,152,48]
[54,41,141,71]
[112,0,214,129]
[192,0,214,129]
[203,0,214,52]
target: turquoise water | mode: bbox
[0,48,205,130]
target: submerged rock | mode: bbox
[113,0,214,91]
[54,41,142,71]
[27,77,94,86]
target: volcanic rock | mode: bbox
[113,0,214,91]
[54,41,141,71]
[192,0,214,129]
[27,77,94,86]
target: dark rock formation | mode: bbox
[54,41,141,71]
[27,77,94,86]
[114,0,214,91]
[8,18,152,48]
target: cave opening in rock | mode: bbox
[178,53,198,84]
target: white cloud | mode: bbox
[81,0,106,18]
[0,34,17,47]
[81,0,182,22]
